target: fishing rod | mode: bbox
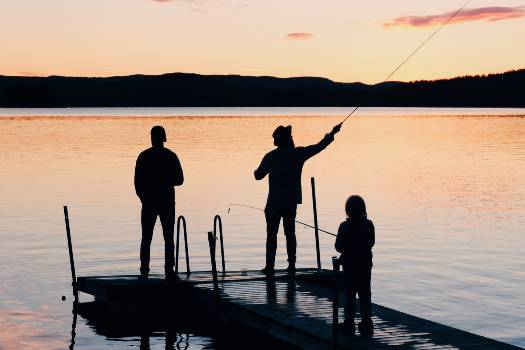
[340,0,472,125]
[228,203,337,237]
[230,2,473,237]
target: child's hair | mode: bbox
[345,195,367,219]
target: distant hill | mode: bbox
[0,69,523,107]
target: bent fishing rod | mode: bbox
[340,0,472,125]
[228,203,337,237]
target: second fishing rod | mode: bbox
[229,177,335,270]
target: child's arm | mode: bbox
[334,223,345,253]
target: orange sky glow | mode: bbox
[0,0,524,83]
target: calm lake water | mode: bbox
[0,107,524,349]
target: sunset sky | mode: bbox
[1,0,524,83]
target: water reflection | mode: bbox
[74,302,211,349]
[73,299,293,350]
[265,278,277,304]
[264,278,297,306]
[69,307,77,350]
[140,332,190,350]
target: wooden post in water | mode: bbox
[311,177,322,270]
[332,256,340,350]
[63,206,79,304]
[214,215,226,275]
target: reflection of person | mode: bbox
[254,123,341,275]
[335,195,375,335]
[134,126,184,280]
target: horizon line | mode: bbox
[1,67,523,85]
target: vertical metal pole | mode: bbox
[208,231,219,295]
[311,177,322,270]
[63,206,79,304]
[332,257,340,350]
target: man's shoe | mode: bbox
[165,270,179,282]
[261,267,275,276]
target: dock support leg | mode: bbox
[311,177,322,270]
[332,257,340,350]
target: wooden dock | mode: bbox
[76,269,522,350]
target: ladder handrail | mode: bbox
[175,215,190,275]
[213,215,226,274]
[207,231,220,296]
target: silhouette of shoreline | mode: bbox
[0,69,523,108]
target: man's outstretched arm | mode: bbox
[301,123,342,160]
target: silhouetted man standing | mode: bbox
[254,123,341,275]
[135,126,184,280]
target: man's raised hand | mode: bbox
[330,123,342,136]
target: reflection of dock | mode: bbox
[77,269,521,350]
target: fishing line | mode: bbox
[229,2,473,238]
[340,0,473,125]
[228,203,337,237]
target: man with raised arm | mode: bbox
[134,126,184,281]
[254,123,342,276]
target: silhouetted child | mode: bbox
[335,195,375,335]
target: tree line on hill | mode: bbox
[0,69,523,107]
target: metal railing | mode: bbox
[213,215,226,274]
[332,256,341,350]
[207,231,220,297]
[175,215,190,275]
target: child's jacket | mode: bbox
[335,217,375,267]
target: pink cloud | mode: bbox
[286,32,314,40]
[18,71,42,77]
[383,6,525,28]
